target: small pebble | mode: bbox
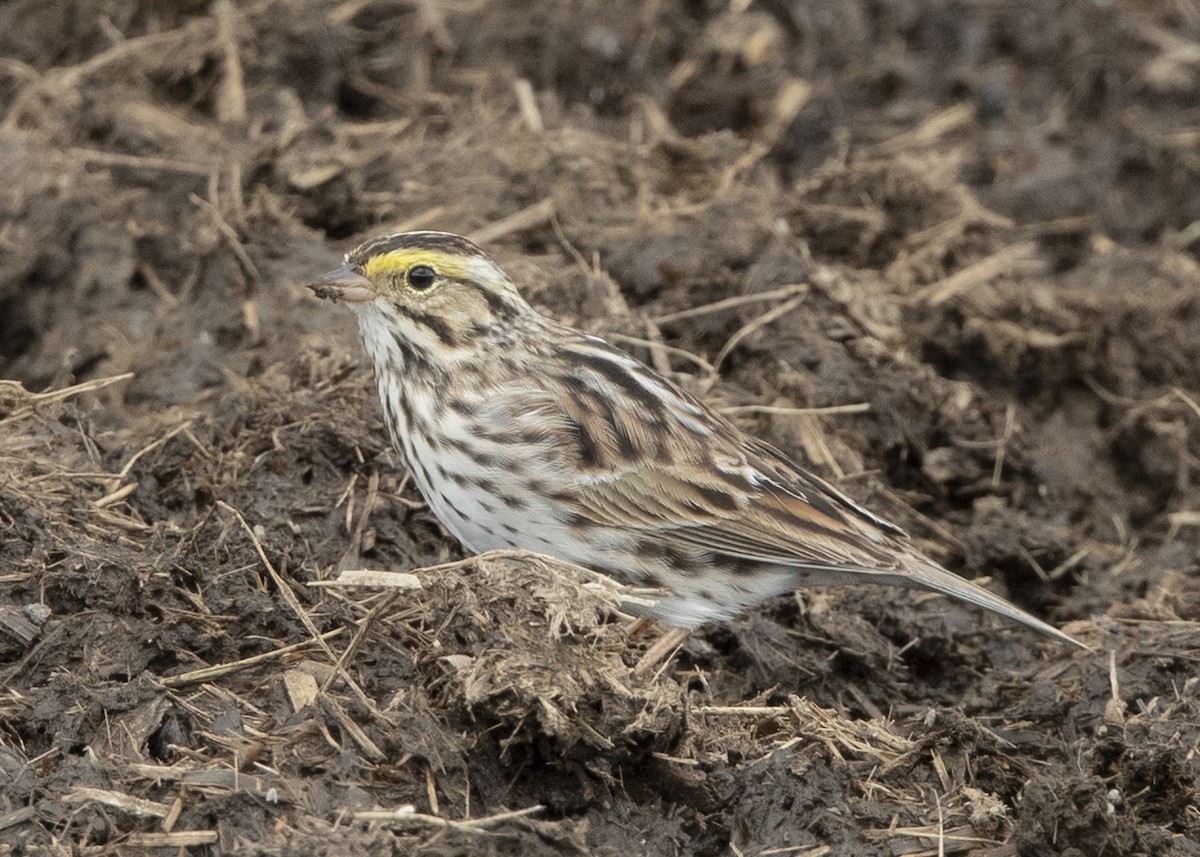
[23,603,52,625]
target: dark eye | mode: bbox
[408,264,437,290]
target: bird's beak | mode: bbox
[305,264,377,304]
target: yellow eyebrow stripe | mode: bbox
[363,249,470,280]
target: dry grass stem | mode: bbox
[652,284,808,324]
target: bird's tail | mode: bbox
[886,552,1086,648]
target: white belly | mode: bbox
[392,389,614,564]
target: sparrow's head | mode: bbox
[305,231,532,359]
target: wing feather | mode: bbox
[481,332,1081,646]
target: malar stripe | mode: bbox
[389,329,425,371]
[395,303,458,347]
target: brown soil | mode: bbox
[2,1,1199,855]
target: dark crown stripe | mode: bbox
[349,232,489,266]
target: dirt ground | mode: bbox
[2,0,1199,854]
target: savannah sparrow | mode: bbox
[306,231,1081,648]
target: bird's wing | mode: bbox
[565,459,1083,647]
[570,461,906,574]
[485,336,1082,646]
[489,334,910,574]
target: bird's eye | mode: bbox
[408,264,437,291]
